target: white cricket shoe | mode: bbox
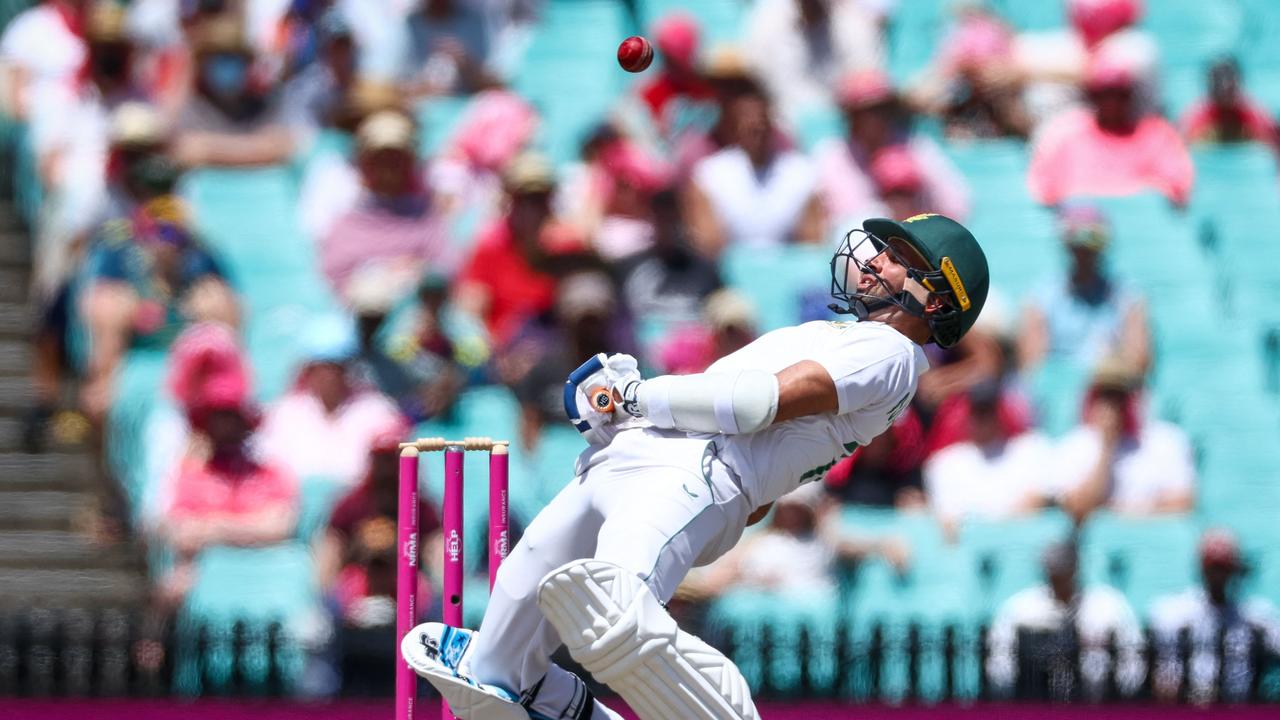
[401,622,527,720]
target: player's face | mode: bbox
[858,237,928,298]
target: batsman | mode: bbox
[403,214,989,719]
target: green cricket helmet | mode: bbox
[829,213,989,348]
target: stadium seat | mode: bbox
[959,510,1075,617]
[1078,512,1200,619]
[721,243,834,332]
[174,542,319,695]
[637,0,745,45]
[836,508,981,703]
[709,586,840,697]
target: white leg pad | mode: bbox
[400,622,527,720]
[536,560,759,720]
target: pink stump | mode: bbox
[396,448,420,720]
[489,444,510,591]
[442,446,465,720]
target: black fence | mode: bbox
[1,606,1278,704]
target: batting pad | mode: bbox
[537,560,760,720]
[400,622,526,720]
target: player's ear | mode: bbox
[924,294,949,315]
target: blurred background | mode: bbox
[0,0,1278,716]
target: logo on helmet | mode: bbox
[939,257,971,311]
[904,212,939,224]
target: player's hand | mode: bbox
[563,353,644,446]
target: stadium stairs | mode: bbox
[0,146,147,610]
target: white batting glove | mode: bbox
[563,353,644,446]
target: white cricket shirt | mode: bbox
[707,320,928,507]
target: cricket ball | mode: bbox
[617,35,654,73]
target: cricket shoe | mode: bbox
[401,622,526,720]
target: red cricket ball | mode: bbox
[617,35,654,73]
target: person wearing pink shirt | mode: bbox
[159,376,299,605]
[815,70,970,231]
[258,313,405,488]
[1028,55,1194,207]
[320,109,451,303]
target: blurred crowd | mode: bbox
[3,0,1279,702]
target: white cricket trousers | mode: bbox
[469,428,752,716]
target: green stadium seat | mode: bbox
[959,510,1075,617]
[1079,512,1200,619]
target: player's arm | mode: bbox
[613,359,838,435]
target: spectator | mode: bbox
[1051,359,1195,523]
[295,78,405,240]
[816,70,970,231]
[158,376,299,606]
[173,15,296,168]
[655,288,757,375]
[506,271,634,450]
[399,0,498,97]
[924,381,1053,532]
[1027,53,1193,207]
[914,289,1012,412]
[314,421,441,697]
[280,11,359,140]
[682,483,908,600]
[258,313,404,488]
[923,365,1034,457]
[634,13,715,145]
[347,273,464,424]
[1017,204,1150,375]
[868,145,933,221]
[320,110,451,301]
[317,421,439,621]
[1150,529,1280,704]
[823,405,927,509]
[909,1,1029,139]
[142,321,252,528]
[430,88,539,220]
[1010,0,1158,128]
[27,100,168,448]
[686,86,825,258]
[987,541,1146,700]
[1181,56,1275,146]
[561,134,671,263]
[454,153,594,346]
[79,175,239,421]
[0,0,89,120]
[614,187,721,328]
[743,0,885,123]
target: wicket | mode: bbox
[397,436,510,720]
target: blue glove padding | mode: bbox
[563,353,642,446]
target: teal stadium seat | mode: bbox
[512,0,629,165]
[721,243,833,332]
[637,0,745,45]
[708,586,840,698]
[959,510,1075,617]
[1142,0,1244,116]
[836,508,981,702]
[174,542,319,695]
[944,141,1057,302]
[1079,512,1199,619]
